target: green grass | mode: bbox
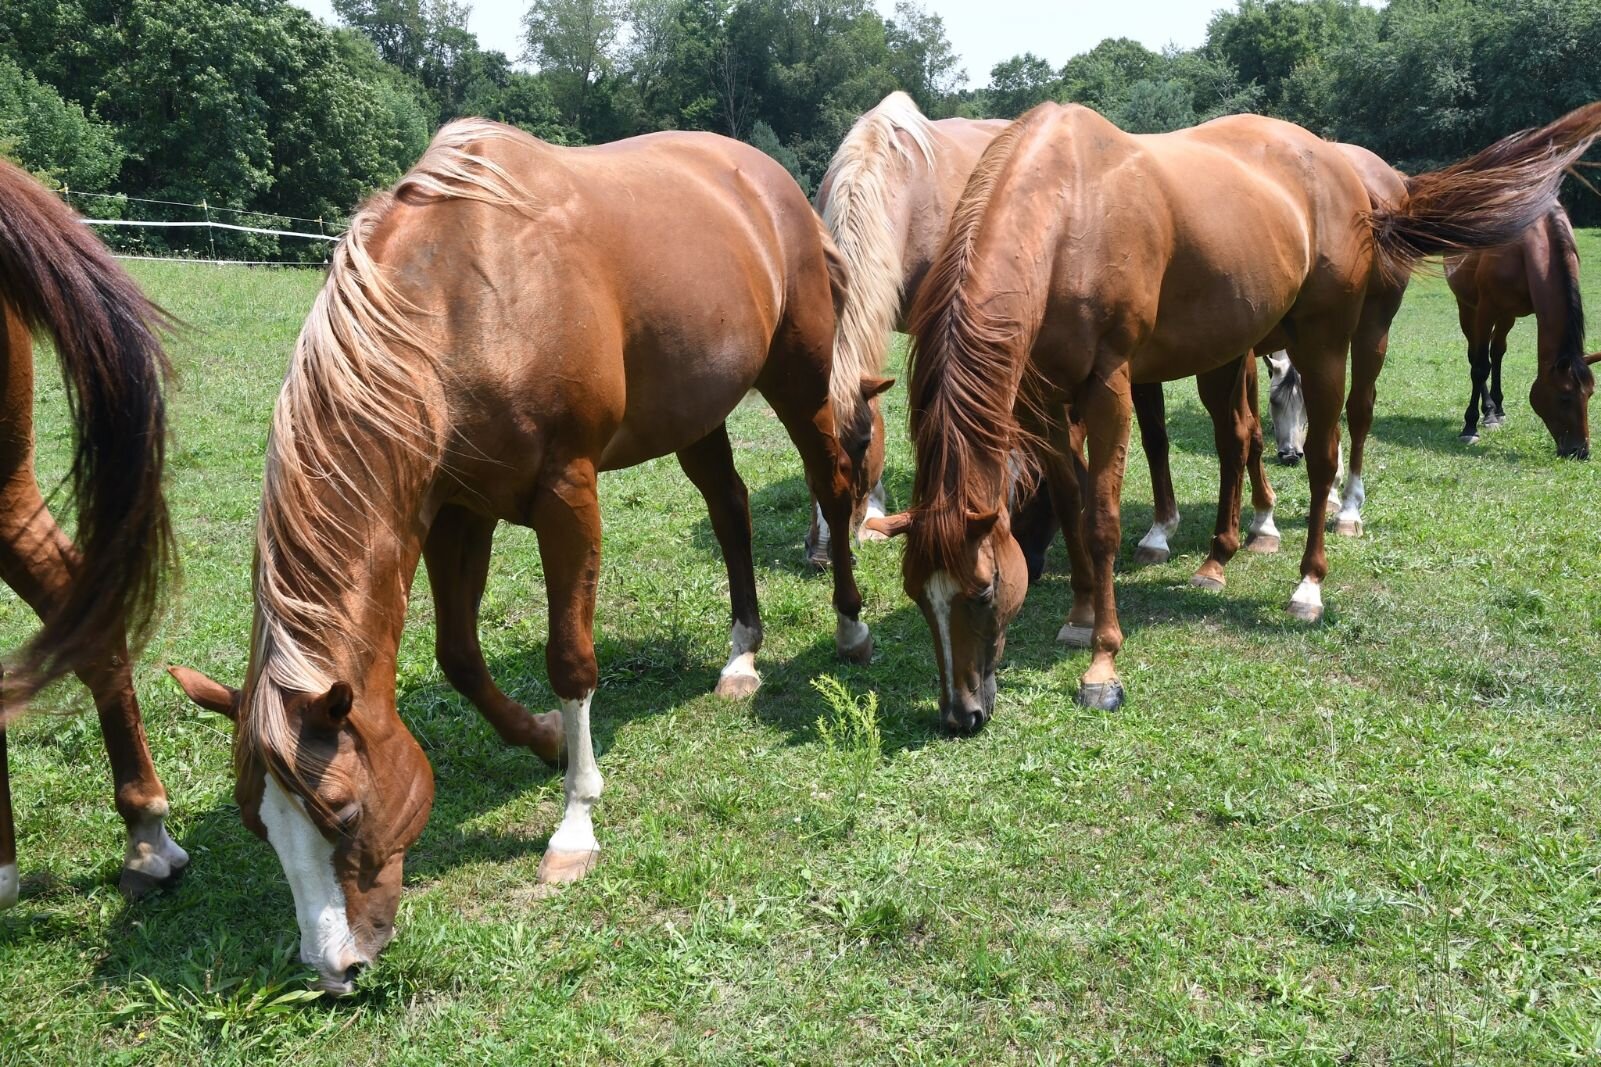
[2,243,1601,1065]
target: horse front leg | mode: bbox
[1131,382,1180,565]
[1075,362,1134,710]
[532,462,605,885]
[677,424,765,699]
[424,504,563,768]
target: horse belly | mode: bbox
[598,334,768,470]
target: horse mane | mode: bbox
[904,113,1041,582]
[819,92,937,434]
[243,118,540,803]
[1544,204,1590,380]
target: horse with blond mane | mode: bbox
[872,101,1601,730]
[0,159,178,907]
[171,120,871,993]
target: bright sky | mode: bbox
[290,0,1231,84]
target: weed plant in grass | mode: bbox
[1,250,1599,1063]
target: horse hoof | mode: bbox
[0,863,18,909]
[529,710,564,770]
[1190,573,1225,591]
[1333,517,1362,538]
[1245,533,1280,554]
[1077,680,1124,711]
[1458,432,1480,445]
[1484,415,1506,430]
[805,553,830,572]
[836,632,873,665]
[1285,599,1324,624]
[537,848,598,885]
[1133,546,1170,566]
[1057,623,1093,649]
[715,670,761,700]
[119,859,187,902]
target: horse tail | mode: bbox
[1545,205,1587,374]
[818,91,936,434]
[1369,102,1601,279]
[0,160,173,707]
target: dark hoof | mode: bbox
[1458,432,1480,445]
[1133,546,1170,566]
[1483,414,1506,431]
[1057,623,1093,648]
[1077,680,1124,711]
[119,861,186,902]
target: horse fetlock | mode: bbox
[120,814,189,900]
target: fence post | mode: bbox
[202,197,218,266]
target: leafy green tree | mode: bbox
[885,1,964,115]
[987,53,1058,118]
[1206,0,1376,115]
[1058,37,1162,113]
[0,56,122,189]
[1115,78,1196,133]
[523,0,626,128]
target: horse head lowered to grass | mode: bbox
[171,120,873,994]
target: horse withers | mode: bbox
[1447,204,1597,456]
[0,160,178,906]
[872,102,1601,727]
[170,121,872,994]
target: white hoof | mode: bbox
[835,612,872,664]
[0,863,17,909]
[1286,577,1324,623]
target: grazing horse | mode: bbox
[804,92,1007,568]
[1120,142,1410,570]
[1447,204,1597,455]
[871,101,1601,729]
[0,160,178,905]
[170,120,871,994]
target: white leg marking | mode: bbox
[1290,577,1323,612]
[1337,473,1365,525]
[1137,511,1179,555]
[548,690,602,858]
[926,571,959,705]
[122,798,189,881]
[865,479,887,521]
[813,503,831,549]
[718,620,761,686]
[0,862,17,909]
[1248,508,1281,539]
[1328,443,1346,508]
[260,776,359,987]
[835,610,871,658]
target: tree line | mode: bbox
[2,0,1598,260]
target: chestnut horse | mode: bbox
[873,101,1601,729]
[0,160,177,905]
[170,120,870,994]
[804,92,1006,567]
[1447,204,1597,455]
[1118,141,1411,581]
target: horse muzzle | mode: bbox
[1277,449,1302,466]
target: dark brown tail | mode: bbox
[1369,103,1601,279]
[0,160,173,706]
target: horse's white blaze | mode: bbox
[1137,512,1180,555]
[835,610,871,657]
[1337,473,1365,524]
[548,690,602,857]
[925,570,959,704]
[1290,577,1323,612]
[0,862,17,909]
[260,776,357,979]
[719,620,761,684]
[122,799,189,880]
[1248,508,1281,539]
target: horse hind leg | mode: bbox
[0,468,184,900]
[1191,355,1253,589]
[1484,317,1514,428]
[1284,333,1348,623]
[676,424,765,699]
[423,504,562,768]
[1241,354,1281,553]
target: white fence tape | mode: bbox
[84,218,339,241]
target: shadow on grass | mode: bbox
[1370,412,1538,462]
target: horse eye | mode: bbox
[974,583,996,606]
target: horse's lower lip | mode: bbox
[313,963,363,997]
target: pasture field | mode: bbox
[2,248,1601,1066]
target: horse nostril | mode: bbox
[344,962,365,985]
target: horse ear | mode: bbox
[859,375,896,402]
[306,682,354,730]
[864,511,912,538]
[167,665,241,721]
[965,509,1001,541]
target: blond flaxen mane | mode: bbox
[905,113,1041,581]
[242,119,540,798]
[820,92,937,434]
